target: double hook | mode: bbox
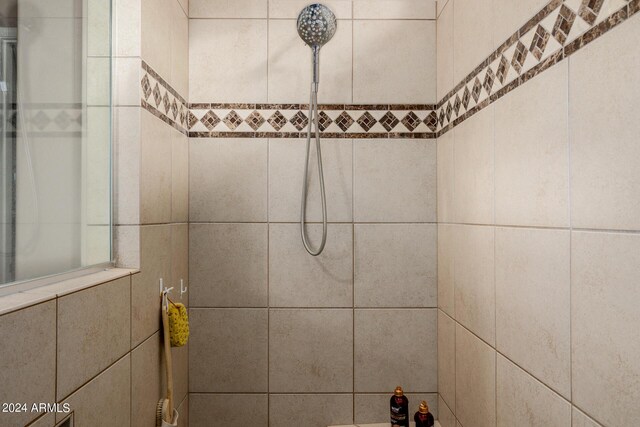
[159,278,188,310]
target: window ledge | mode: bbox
[0,268,139,316]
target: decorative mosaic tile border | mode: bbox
[140,61,189,135]
[187,104,437,139]
[435,0,638,135]
[140,0,639,139]
[2,103,84,138]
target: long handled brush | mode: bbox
[157,294,175,426]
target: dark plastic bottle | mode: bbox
[414,400,435,427]
[390,386,409,427]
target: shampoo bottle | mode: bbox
[414,400,435,427]
[390,386,409,427]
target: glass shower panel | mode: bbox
[0,0,112,288]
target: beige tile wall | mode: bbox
[437,1,640,426]
[0,301,56,426]
[188,135,438,426]
[2,0,190,425]
[187,1,437,425]
[188,0,437,105]
[113,0,191,424]
[0,273,171,427]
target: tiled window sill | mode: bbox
[0,268,139,316]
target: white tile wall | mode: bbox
[189,19,268,102]
[268,19,353,104]
[269,224,353,307]
[353,0,436,20]
[570,18,640,231]
[189,138,268,222]
[495,227,571,398]
[436,4,640,427]
[190,0,267,18]
[353,20,436,103]
[496,355,571,427]
[354,224,437,308]
[452,106,495,225]
[269,139,353,222]
[452,0,494,83]
[269,309,353,392]
[494,62,570,228]
[354,139,436,222]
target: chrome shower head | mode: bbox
[297,4,337,48]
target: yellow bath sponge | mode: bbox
[167,301,189,347]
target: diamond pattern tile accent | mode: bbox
[187,110,198,129]
[268,111,287,131]
[245,110,265,131]
[379,111,399,131]
[171,100,178,120]
[152,83,162,107]
[139,61,192,133]
[140,0,632,139]
[511,41,528,74]
[401,111,421,131]
[335,111,354,131]
[578,0,604,25]
[553,5,577,45]
[32,111,51,130]
[223,111,243,130]
[290,111,309,131]
[496,55,510,84]
[483,68,495,95]
[530,25,551,60]
[453,95,462,116]
[425,111,438,132]
[357,112,377,131]
[201,110,221,130]
[318,111,333,131]
[54,111,71,130]
[141,75,152,100]
[162,93,170,114]
[462,86,471,109]
[471,78,482,102]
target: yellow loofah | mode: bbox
[167,301,189,347]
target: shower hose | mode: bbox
[300,85,327,256]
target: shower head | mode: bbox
[297,4,337,48]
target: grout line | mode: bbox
[492,82,498,427]
[56,352,131,405]
[436,0,450,19]
[448,1,457,414]
[453,318,570,403]
[266,7,271,425]
[351,65,356,420]
[567,51,574,406]
[438,222,640,235]
[351,0,355,107]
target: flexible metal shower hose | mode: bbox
[300,88,327,256]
